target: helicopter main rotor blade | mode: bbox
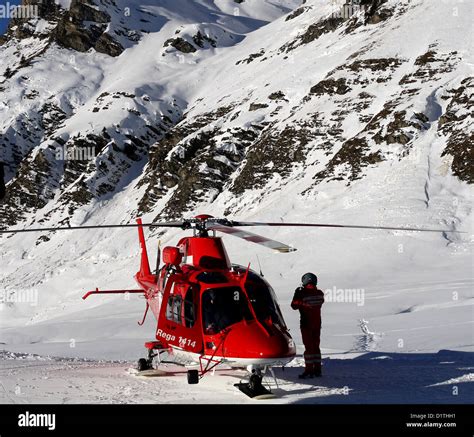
[0,222,185,235]
[208,224,296,253]
[225,221,462,233]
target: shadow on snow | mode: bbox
[271,350,473,404]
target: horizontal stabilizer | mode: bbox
[82,288,144,300]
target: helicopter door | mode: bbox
[162,282,202,353]
[183,286,196,328]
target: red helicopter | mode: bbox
[0,214,456,397]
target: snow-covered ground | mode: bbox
[0,0,473,403]
[1,350,472,404]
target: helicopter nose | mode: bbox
[222,321,295,359]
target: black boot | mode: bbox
[313,364,322,377]
[298,370,314,379]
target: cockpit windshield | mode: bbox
[245,272,286,328]
[202,287,253,334]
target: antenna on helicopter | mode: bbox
[155,240,161,277]
[256,254,264,277]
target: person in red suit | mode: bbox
[291,273,324,378]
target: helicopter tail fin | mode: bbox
[136,218,151,277]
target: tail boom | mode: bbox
[137,218,152,278]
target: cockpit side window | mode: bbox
[245,272,286,328]
[202,287,252,334]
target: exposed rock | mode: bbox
[438,78,474,184]
[285,6,310,21]
[280,16,344,53]
[59,134,104,189]
[3,67,15,79]
[0,149,53,227]
[58,177,94,217]
[39,103,68,137]
[69,0,110,24]
[7,0,61,39]
[137,106,235,216]
[310,78,351,96]
[268,91,286,101]
[23,0,59,19]
[414,112,429,124]
[399,49,460,86]
[231,125,313,194]
[193,31,216,48]
[158,130,219,218]
[344,57,402,73]
[314,137,383,183]
[236,49,265,65]
[442,133,474,184]
[53,1,124,57]
[95,33,125,57]
[6,0,124,57]
[327,58,405,88]
[341,0,395,33]
[372,111,414,145]
[415,50,438,66]
[164,37,197,53]
[27,127,159,221]
[54,19,98,52]
[365,2,392,25]
[249,103,269,111]
[34,235,51,245]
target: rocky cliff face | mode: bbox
[0,0,472,232]
[54,0,123,57]
[3,0,149,57]
[133,0,472,222]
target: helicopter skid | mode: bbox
[234,381,275,399]
[234,369,277,399]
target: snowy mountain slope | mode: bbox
[0,0,473,403]
[0,0,471,224]
[135,0,473,220]
[0,0,303,225]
